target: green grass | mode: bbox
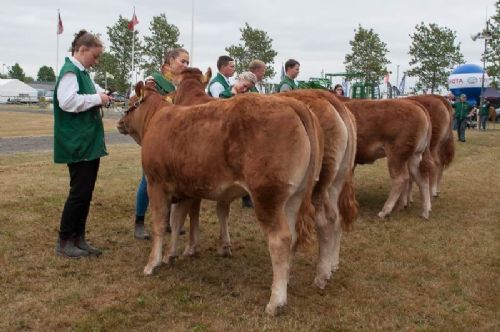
[0,127,499,331]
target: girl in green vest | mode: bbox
[134,48,190,240]
[54,30,111,258]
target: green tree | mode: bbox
[344,25,390,84]
[9,63,26,82]
[484,0,500,89]
[36,66,56,82]
[142,13,182,76]
[92,52,120,92]
[225,22,278,79]
[106,15,143,93]
[408,22,464,93]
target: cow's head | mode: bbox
[117,81,159,145]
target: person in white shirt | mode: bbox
[208,55,235,98]
[53,30,111,258]
[249,60,266,94]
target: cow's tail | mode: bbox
[441,102,455,168]
[419,105,434,177]
[337,107,358,231]
[434,96,456,168]
[291,100,323,247]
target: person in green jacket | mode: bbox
[134,48,190,240]
[208,55,236,98]
[54,30,111,258]
[453,93,471,142]
[277,59,300,92]
[479,98,490,131]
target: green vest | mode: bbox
[479,103,489,116]
[151,71,176,95]
[53,57,107,164]
[208,73,230,97]
[249,86,259,93]
[277,76,298,92]
[219,89,234,99]
[453,102,470,120]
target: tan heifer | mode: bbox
[119,84,322,316]
[407,95,455,197]
[280,89,358,288]
[345,99,432,219]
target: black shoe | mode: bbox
[134,223,151,240]
[75,235,102,256]
[56,237,91,258]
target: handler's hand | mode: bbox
[99,93,112,106]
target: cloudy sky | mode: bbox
[0,0,495,89]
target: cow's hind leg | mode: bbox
[163,200,191,265]
[144,183,169,275]
[378,156,409,219]
[216,201,232,257]
[313,199,336,289]
[183,199,201,257]
[253,197,292,316]
[408,153,431,219]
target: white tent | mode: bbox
[0,79,38,103]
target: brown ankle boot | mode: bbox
[56,237,90,258]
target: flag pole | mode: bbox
[130,7,136,94]
[190,0,195,65]
[56,9,60,80]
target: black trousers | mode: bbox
[59,159,100,240]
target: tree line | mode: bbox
[2,1,499,94]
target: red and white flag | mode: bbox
[127,11,139,31]
[57,12,64,35]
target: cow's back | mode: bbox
[141,94,313,200]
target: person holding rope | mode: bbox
[133,48,190,239]
[53,30,111,258]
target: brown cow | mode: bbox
[172,72,358,289]
[407,95,455,197]
[345,99,432,219]
[280,89,358,288]
[119,83,322,316]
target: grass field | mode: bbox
[0,106,121,137]
[0,114,499,331]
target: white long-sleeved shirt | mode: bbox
[209,74,231,98]
[56,57,104,113]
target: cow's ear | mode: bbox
[202,67,212,86]
[135,81,144,98]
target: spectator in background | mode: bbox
[453,93,470,142]
[333,84,344,96]
[53,30,111,258]
[479,99,490,131]
[248,60,266,94]
[277,59,300,92]
[208,56,236,98]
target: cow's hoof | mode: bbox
[143,265,155,275]
[217,245,232,257]
[421,212,430,220]
[183,247,197,257]
[162,255,176,266]
[265,303,287,316]
[313,276,328,290]
[377,211,387,219]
